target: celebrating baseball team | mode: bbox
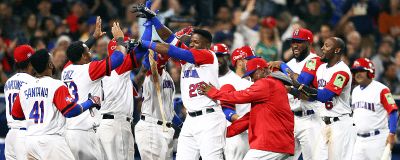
[3,0,399,160]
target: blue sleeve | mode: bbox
[134,47,148,62]
[172,115,183,127]
[165,34,176,43]
[167,44,195,63]
[297,71,314,86]
[141,40,195,63]
[64,100,93,118]
[280,63,291,75]
[142,53,150,70]
[316,88,335,103]
[150,17,163,30]
[222,108,237,122]
[389,110,398,134]
[110,50,124,70]
[142,20,152,41]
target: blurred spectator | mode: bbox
[378,0,400,37]
[296,0,334,33]
[314,23,333,53]
[345,31,362,64]
[341,0,380,36]
[372,36,396,80]
[236,0,259,49]
[51,48,67,79]
[66,1,88,40]
[54,35,71,52]
[92,36,110,60]
[395,50,400,80]
[37,0,61,25]
[0,2,20,39]
[255,17,281,61]
[379,61,400,94]
[255,0,285,17]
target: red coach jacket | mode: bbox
[207,76,294,155]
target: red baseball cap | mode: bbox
[261,17,277,28]
[14,45,35,63]
[108,37,130,55]
[243,58,269,78]
[231,46,256,66]
[211,43,229,55]
[289,28,313,44]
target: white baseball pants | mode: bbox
[25,134,74,160]
[97,118,135,160]
[291,114,322,160]
[135,119,175,160]
[5,129,26,160]
[176,108,227,160]
[352,129,389,160]
[65,129,105,160]
[224,128,249,160]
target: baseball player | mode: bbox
[230,46,258,78]
[350,58,398,160]
[11,49,101,160]
[61,21,126,160]
[96,26,148,159]
[269,28,322,160]
[4,45,36,160]
[199,57,295,159]
[211,43,251,160]
[135,52,176,160]
[133,4,226,159]
[289,37,355,160]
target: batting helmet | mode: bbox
[351,58,375,79]
[211,43,229,55]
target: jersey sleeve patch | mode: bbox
[333,74,346,88]
[385,93,396,105]
[305,59,316,70]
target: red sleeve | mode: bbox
[190,49,214,65]
[53,85,78,115]
[174,39,189,50]
[11,96,25,119]
[207,79,269,104]
[324,71,350,95]
[64,61,72,69]
[115,50,139,75]
[227,112,250,137]
[89,57,111,81]
[380,88,398,114]
[302,57,323,75]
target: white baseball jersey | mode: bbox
[12,76,78,136]
[218,69,252,116]
[101,71,134,116]
[316,61,352,117]
[352,80,398,133]
[286,53,318,111]
[4,73,35,129]
[62,62,105,130]
[179,50,220,112]
[142,69,175,121]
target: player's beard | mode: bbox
[294,47,309,62]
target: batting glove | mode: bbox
[131,4,157,19]
[88,93,101,110]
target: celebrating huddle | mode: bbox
[4,1,399,160]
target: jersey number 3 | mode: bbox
[65,81,79,102]
[29,101,44,124]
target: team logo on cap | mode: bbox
[294,29,299,36]
[27,53,32,58]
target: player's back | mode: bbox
[101,70,134,116]
[19,77,66,136]
[316,61,352,117]
[180,50,219,111]
[62,64,102,130]
[5,73,35,129]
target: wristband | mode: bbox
[116,37,125,46]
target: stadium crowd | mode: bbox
[0,0,399,94]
